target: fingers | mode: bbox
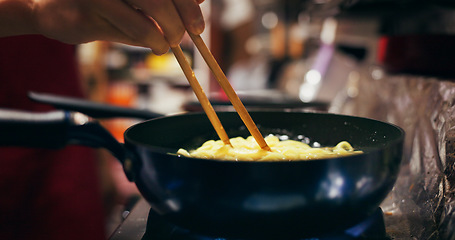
[88,16,168,54]
[172,0,205,35]
[127,0,185,47]
[127,0,205,46]
[35,0,206,54]
[96,0,170,54]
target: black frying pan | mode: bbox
[0,93,404,239]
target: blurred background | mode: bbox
[73,0,455,239]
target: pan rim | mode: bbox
[124,111,405,164]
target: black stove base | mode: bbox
[142,208,388,240]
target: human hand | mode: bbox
[0,0,205,54]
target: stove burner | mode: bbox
[141,208,388,240]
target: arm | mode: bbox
[0,0,36,37]
[0,0,205,54]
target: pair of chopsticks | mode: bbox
[170,33,271,151]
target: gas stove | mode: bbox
[109,198,390,240]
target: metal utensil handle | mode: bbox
[28,92,162,120]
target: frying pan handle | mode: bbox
[0,109,135,180]
[0,109,70,148]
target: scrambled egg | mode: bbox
[177,135,362,161]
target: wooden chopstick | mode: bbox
[170,45,232,146]
[189,33,271,151]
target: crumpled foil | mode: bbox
[330,66,455,240]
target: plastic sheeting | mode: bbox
[330,66,455,239]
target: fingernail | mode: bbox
[152,47,169,56]
[191,16,205,35]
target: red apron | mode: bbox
[0,35,106,240]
